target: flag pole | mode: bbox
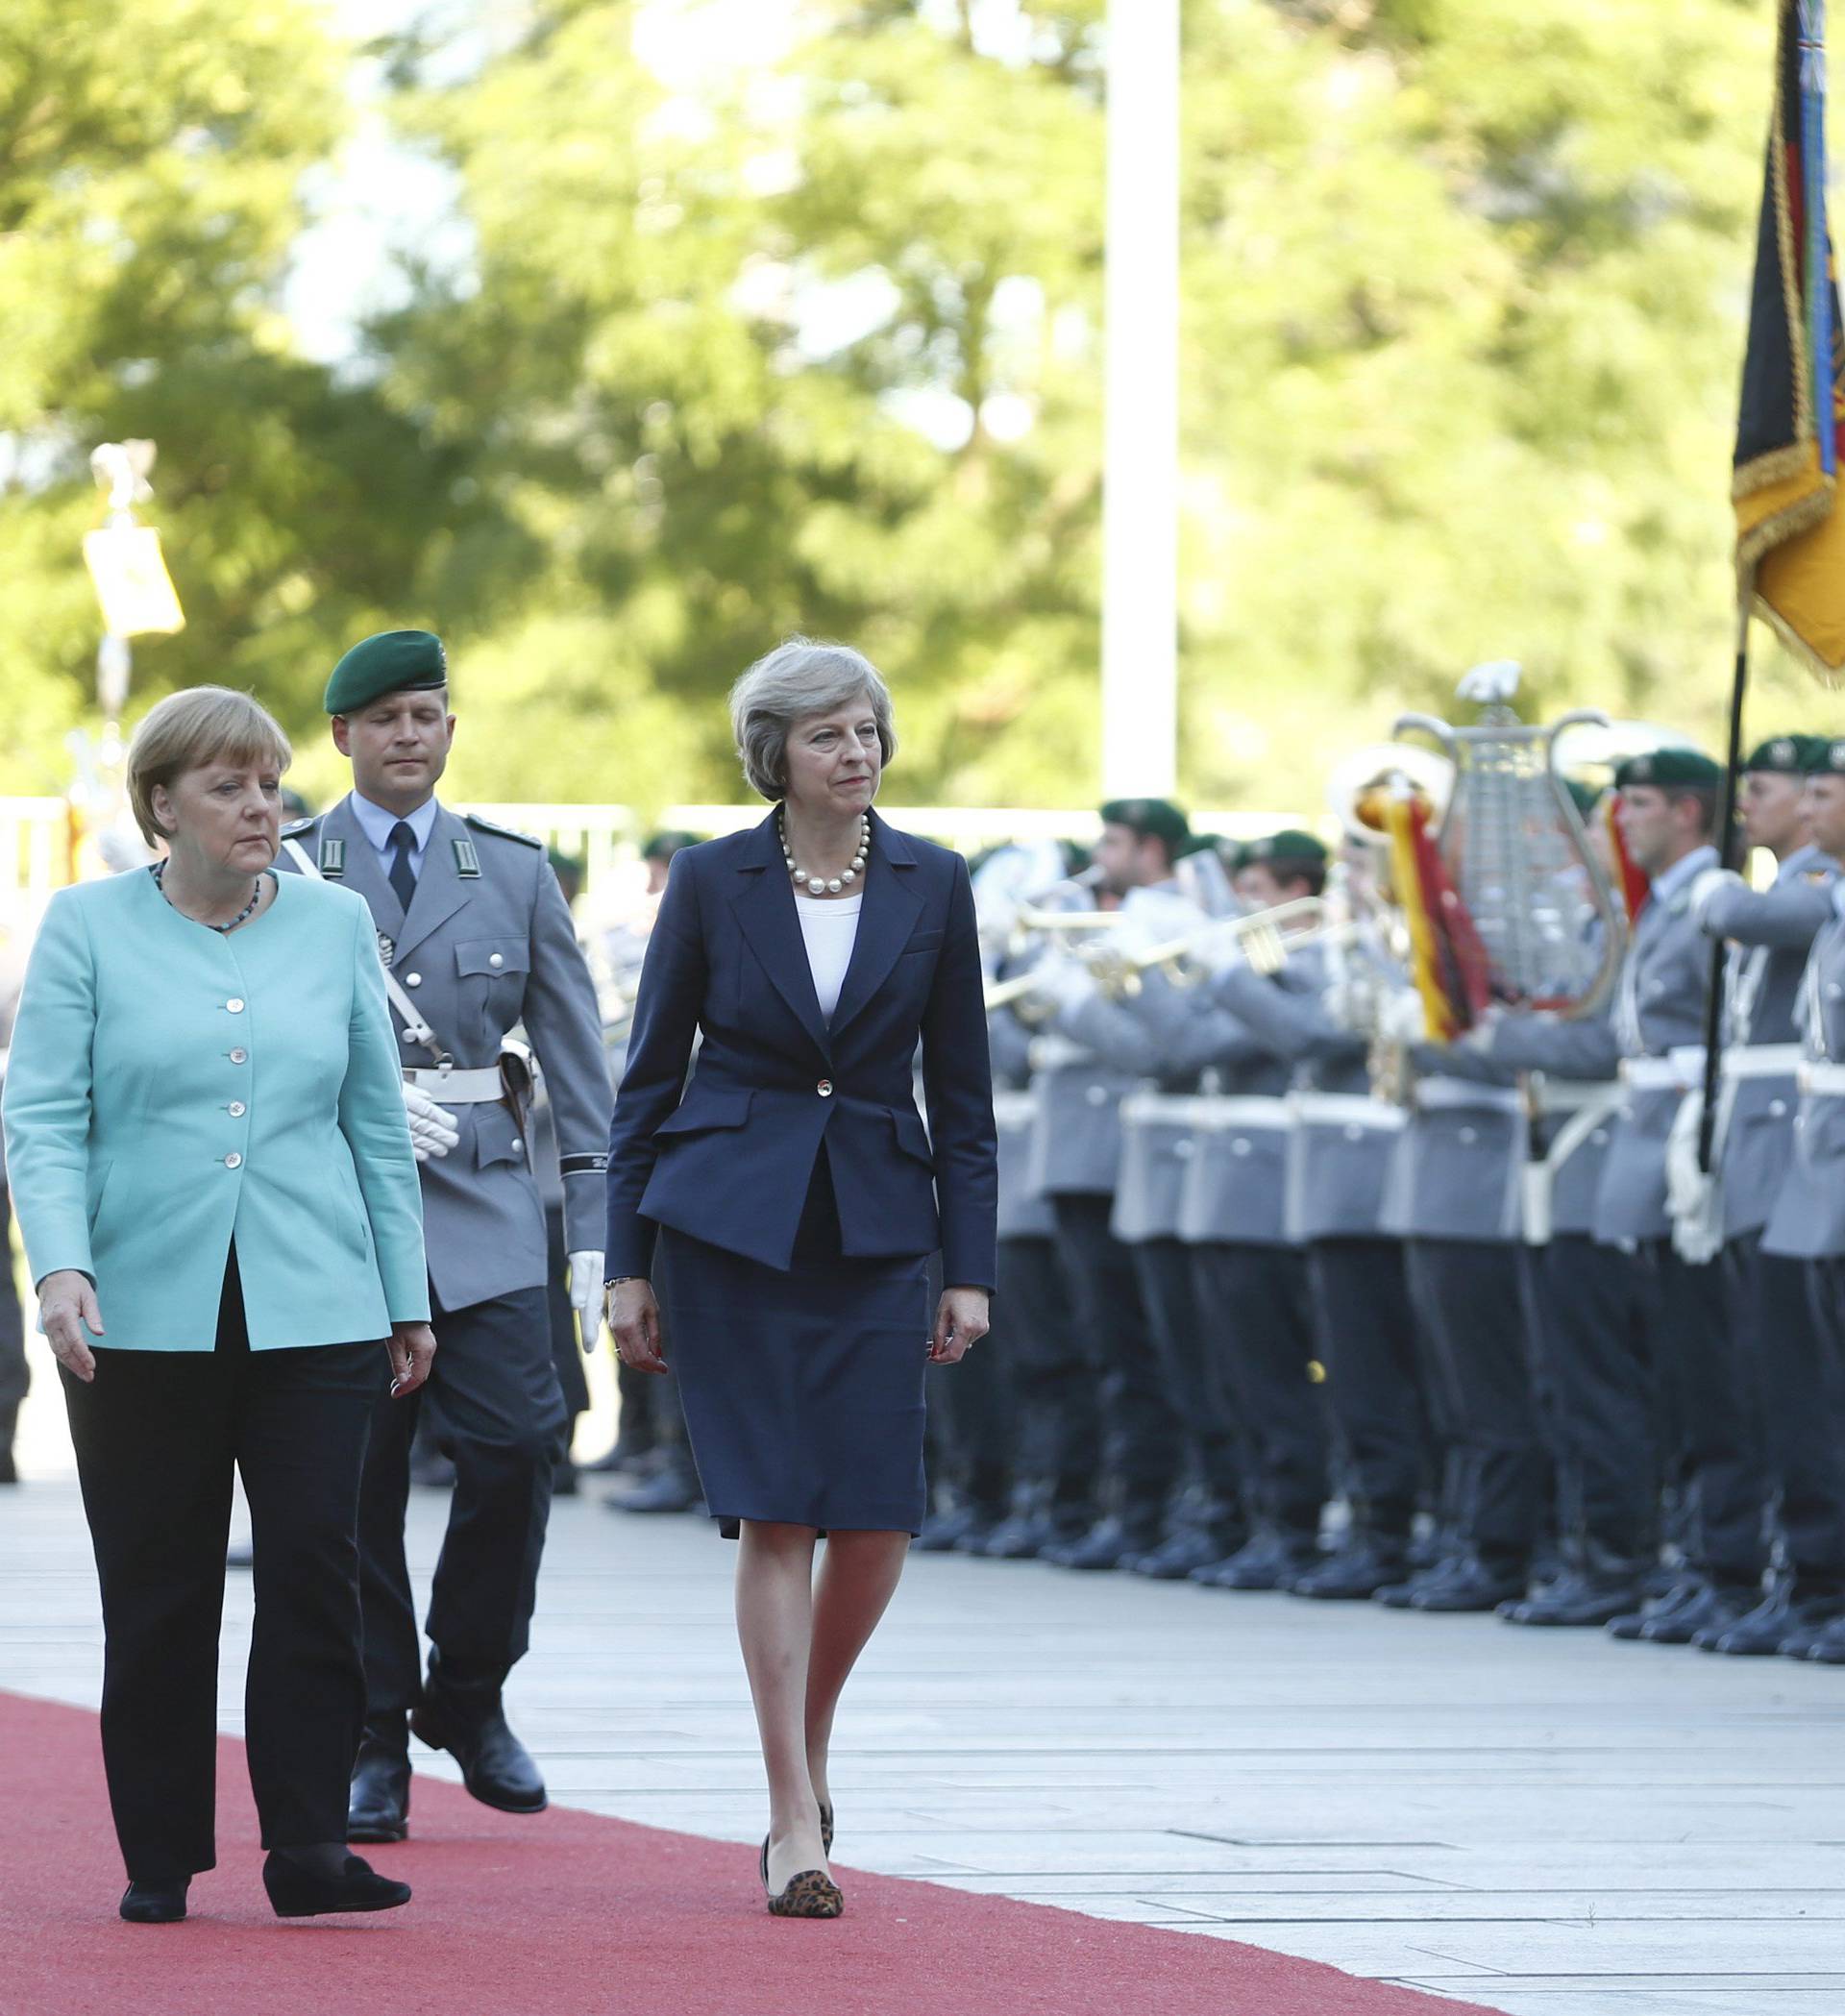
[1696,587,1754,1174]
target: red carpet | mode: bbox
[0,1689,1498,2016]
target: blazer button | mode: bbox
[226,997,245,1014]
[229,1047,248,1065]
[228,1101,247,1119]
[225,1152,243,1169]
[817,1079,834,1097]
[406,972,423,988]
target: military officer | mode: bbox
[1682,735,1838,1653]
[278,629,613,1840]
[1757,738,1845,1660]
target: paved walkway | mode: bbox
[4,1359,1842,2015]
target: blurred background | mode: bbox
[2,0,1833,826]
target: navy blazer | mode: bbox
[603,808,997,1290]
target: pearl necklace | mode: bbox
[152,859,265,934]
[780,811,869,897]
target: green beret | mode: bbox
[1099,797,1191,853]
[1814,738,1845,775]
[1240,827,1329,870]
[324,629,448,715]
[641,829,701,864]
[1746,733,1826,775]
[1613,748,1722,790]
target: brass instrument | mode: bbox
[1089,897,1343,999]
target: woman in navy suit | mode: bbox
[604,638,996,1918]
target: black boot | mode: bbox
[412,1658,546,1814]
[1130,1525,1239,1581]
[1192,1530,1317,1592]
[603,1452,701,1514]
[1707,1587,1845,1657]
[1291,1534,1410,1601]
[1041,1514,1161,1571]
[1607,1571,1703,1640]
[1803,1611,1845,1663]
[347,1718,411,1843]
[0,1403,18,1486]
[1410,1552,1527,1612]
[1636,1579,1759,1645]
[1500,1544,1648,1628]
[975,1485,1071,1560]
[914,1501,990,1553]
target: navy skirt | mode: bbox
[656,1151,930,1537]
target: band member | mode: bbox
[279,630,612,1842]
[4,687,431,1923]
[604,637,996,1917]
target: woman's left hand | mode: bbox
[387,1322,437,1396]
[929,1287,990,1365]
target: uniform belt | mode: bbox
[1121,1092,1291,1129]
[1028,1034,1092,1073]
[1413,1075,1524,1116]
[1197,1094,1292,1130]
[1720,1043,1803,1081]
[992,1088,1039,1129]
[1526,1073,1615,1116]
[1290,1091,1406,1132]
[1798,1060,1845,1096]
[404,1066,504,1102]
[1620,1048,1706,1094]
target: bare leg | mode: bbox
[804,1529,910,1819]
[735,1520,828,1892]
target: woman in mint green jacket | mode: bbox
[2,688,435,1926]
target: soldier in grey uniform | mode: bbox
[1757,738,1845,1660]
[1477,749,1764,1646]
[277,630,613,1840]
[0,935,26,1484]
[1684,734,1838,1653]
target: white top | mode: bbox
[796,892,863,1021]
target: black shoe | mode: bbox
[603,1462,701,1514]
[1637,1580,1759,1646]
[1041,1516,1159,1571]
[1410,1554,1527,1612]
[1130,1528,1238,1581]
[1372,1553,1468,1610]
[348,1725,411,1843]
[1803,1613,1845,1663]
[1499,1566,1644,1628]
[411,1665,547,1814]
[119,1878,188,1924]
[1607,1573,1703,1640]
[262,1850,410,1918]
[1291,1537,1409,1601]
[1191,1531,1316,1591]
[1705,1588,1843,1657]
[914,1504,992,1553]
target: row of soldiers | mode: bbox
[908,745,1845,1664]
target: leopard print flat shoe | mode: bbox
[760,1836,845,1919]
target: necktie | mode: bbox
[387,821,419,912]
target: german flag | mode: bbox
[1735,3,1845,675]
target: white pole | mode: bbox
[1100,0,1180,799]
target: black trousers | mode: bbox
[1134,1237,1249,1521]
[0,1183,28,1412]
[1404,1239,1545,1571]
[1050,1194,1182,1520]
[1801,1261,1845,1589]
[543,1200,590,1425]
[1190,1242,1327,1537]
[1304,1239,1428,1539]
[926,1253,1018,1518]
[60,1248,377,1881]
[358,1279,566,1719]
[993,1233,1093,1506]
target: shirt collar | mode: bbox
[351,791,439,858]
[1648,843,1718,910]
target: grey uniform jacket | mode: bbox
[279,797,612,1309]
[1764,883,1845,1258]
[1699,846,1837,1240]
[1382,1045,1526,1243]
[1207,949,1404,1242]
[990,1012,1055,1242]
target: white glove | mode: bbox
[1378,988,1427,1045]
[402,1080,460,1162]
[567,1251,604,1337]
[1689,866,1743,925]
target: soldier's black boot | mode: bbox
[1607,1571,1703,1640]
[347,1716,411,1843]
[972,1482,1050,1558]
[603,1448,701,1514]
[1292,1533,1410,1601]
[1710,1586,1845,1656]
[1410,1550,1527,1612]
[1801,1611,1845,1662]
[1043,1513,1162,1571]
[1192,1528,1317,1592]
[915,1498,988,1552]
[1131,1522,1242,1581]
[411,1655,547,1814]
[1373,1551,1469,1610]
[1636,1579,1759,1645]
[1500,1541,1648,1627]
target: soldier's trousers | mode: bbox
[993,1233,1094,1510]
[543,1200,590,1426]
[0,1183,28,1414]
[926,1247,1020,1520]
[1404,1240,1546,1573]
[1303,1239,1426,1540]
[1131,1237,1248,1527]
[1050,1195,1182,1524]
[357,1280,567,1719]
[1190,1242,1326,1539]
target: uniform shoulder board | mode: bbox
[462,812,545,849]
[280,816,318,839]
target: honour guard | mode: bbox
[278,629,613,1840]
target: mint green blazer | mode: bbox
[2,867,430,1350]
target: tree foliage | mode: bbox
[3,0,1830,818]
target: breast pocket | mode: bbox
[456,938,530,1043]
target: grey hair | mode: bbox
[728,636,898,801]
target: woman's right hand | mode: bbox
[607,1278,667,1375]
[39,1269,105,1383]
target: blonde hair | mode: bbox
[728,637,898,801]
[127,687,292,845]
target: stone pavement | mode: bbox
[4,1360,1842,2016]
